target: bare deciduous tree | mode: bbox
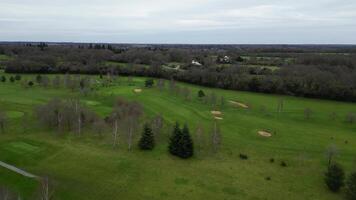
[209,92,217,109]
[195,124,205,155]
[346,112,356,124]
[0,110,6,134]
[110,100,126,148]
[169,79,176,93]
[39,177,54,200]
[109,98,143,150]
[151,114,164,140]
[125,102,143,151]
[92,118,107,137]
[330,112,337,121]
[326,145,338,167]
[52,75,61,88]
[304,108,313,120]
[157,79,165,91]
[0,185,10,200]
[182,87,191,101]
[211,120,221,153]
[41,76,50,88]
[35,98,96,134]
[277,99,284,113]
[220,96,225,108]
[127,76,133,86]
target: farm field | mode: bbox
[0,73,356,200]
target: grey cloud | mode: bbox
[0,0,355,43]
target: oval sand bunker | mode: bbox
[258,131,272,137]
[211,111,222,115]
[84,100,101,106]
[133,89,142,93]
[7,111,25,119]
[229,100,249,108]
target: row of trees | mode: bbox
[156,78,226,109]
[35,98,98,135]
[34,96,222,158]
[2,45,356,102]
[138,122,194,159]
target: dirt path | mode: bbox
[0,161,38,179]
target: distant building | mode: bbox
[191,60,202,66]
[217,55,231,64]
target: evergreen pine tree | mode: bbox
[198,90,205,98]
[180,124,194,158]
[168,122,194,159]
[325,163,345,192]
[9,76,15,83]
[346,172,356,200]
[138,124,155,150]
[169,122,182,156]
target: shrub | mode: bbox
[324,163,345,192]
[36,74,42,84]
[9,76,15,82]
[265,177,271,181]
[145,79,154,88]
[198,90,205,98]
[270,158,275,163]
[280,161,287,167]
[1,76,6,82]
[239,154,248,160]
[346,172,356,200]
[138,124,155,150]
[28,81,34,87]
[15,74,21,81]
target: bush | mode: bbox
[36,74,42,84]
[138,124,155,150]
[270,158,275,163]
[1,76,6,82]
[28,81,34,87]
[198,90,205,98]
[239,154,248,160]
[324,163,345,192]
[280,161,287,167]
[15,74,21,81]
[9,76,15,82]
[346,172,356,199]
[145,79,154,88]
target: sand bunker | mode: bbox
[214,117,223,120]
[133,89,142,93]
[211,111,222,116]
[258,130,272,137]
[84,100,101,106]
[229,100,249,108]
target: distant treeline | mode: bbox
[1,44,356,102]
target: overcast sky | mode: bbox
[0,0,355,44]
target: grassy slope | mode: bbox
[0,74,355,200]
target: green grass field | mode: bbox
[0,73,356,200]
[0,54,10,61]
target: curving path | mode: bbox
[0,161,38,179]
